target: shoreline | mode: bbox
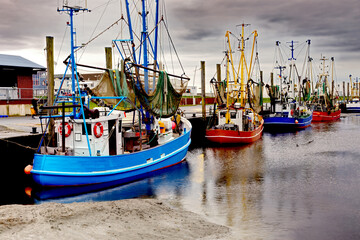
[0,198,232,239]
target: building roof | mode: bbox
[0,54,46,70]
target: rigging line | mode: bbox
[91,0,118,11]
[78,0,112,61]
[134,18,163,52]
[0,138,37,151]
[299,45,309,79]
[55,26,68,72]
[75,17,125,57]
[162,20,186,75]
[211,54,227,80]
[295,42,306,60]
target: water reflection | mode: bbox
[7,113,360,239]
[31,161,191,204]
[177,114,360,240]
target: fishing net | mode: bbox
[91,70,135,110]
[91,68,187,117]
[130,71,187,118]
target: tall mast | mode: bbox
[141,0,149,92]
[238,24,249,107]
[225,51,231,124]
[124,0,137,63]
[57,4,92,156]
[287,40,298,100]
[154,0,159,66]
[275,65,286,104]
[57,5,88,116]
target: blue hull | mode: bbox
[263,114,312,131]
[346,107,360,113]
[31,130,191,187]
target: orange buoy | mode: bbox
[159,121,165,133]
[295,120,299,124]
[24,187,32,197]
[24,165,33,175]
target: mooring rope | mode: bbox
[0,138,37,151]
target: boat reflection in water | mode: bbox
[185,142,266,230]
[28,161,190,204]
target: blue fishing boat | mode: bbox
[263,40,312,131]
[25,1,192,187]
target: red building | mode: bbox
[0,54,46,116]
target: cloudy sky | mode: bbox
[1,0,359,90]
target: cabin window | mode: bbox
[75,133,81,141]
[230,112,237,119]
[220,112,226,118]
[82,123,92,135]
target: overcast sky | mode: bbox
[1,0,359,90]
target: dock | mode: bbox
[0,105,213,139]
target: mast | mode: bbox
[124,0,137,63]
[141,0,149,92]
[57,4,92,155]
[287,40,298,100]
[275,65,286,104]
[225,51,231,124]
[238,24,249,107]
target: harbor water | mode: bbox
[2,113,360,239]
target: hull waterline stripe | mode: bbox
[205,126,263,140]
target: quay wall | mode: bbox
[0,104,32,116]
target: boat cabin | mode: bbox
[216,103,260,132]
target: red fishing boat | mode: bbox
[312,109,341,122]
[206,105,264,144]
[311,56,341,122]
[206,25,264,144]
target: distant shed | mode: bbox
[0,54,46,116]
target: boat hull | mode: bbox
[263,114,312,131]
[31,129,191,187]
[312,109,341,122]
[205,121,264,144]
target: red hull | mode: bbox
[312,109,341,122]
[205,121,264,144]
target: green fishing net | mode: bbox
[131,71,187,118]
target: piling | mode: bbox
[343,81,346,101]
[105,47,112,69]
[216,64,221,83]
[46,36,55,140]
[201,61,206,121]
[347,82,350,101]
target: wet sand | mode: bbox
[0,199,231,240]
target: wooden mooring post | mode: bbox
[201,61,206,121]
[105,47,112,69]
[46,36,55,142]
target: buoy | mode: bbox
[24,187,32,197]
[94,122,104,138]
[24,165,33,175]
[159,121,165,133]
[295,120,299,124]
[172,121,176,130]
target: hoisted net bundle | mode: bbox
[91,70,136,110]
[251,84,263,113]
[132,71,188,118]
[247,79,263,114]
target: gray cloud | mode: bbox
[0,0,359,81]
